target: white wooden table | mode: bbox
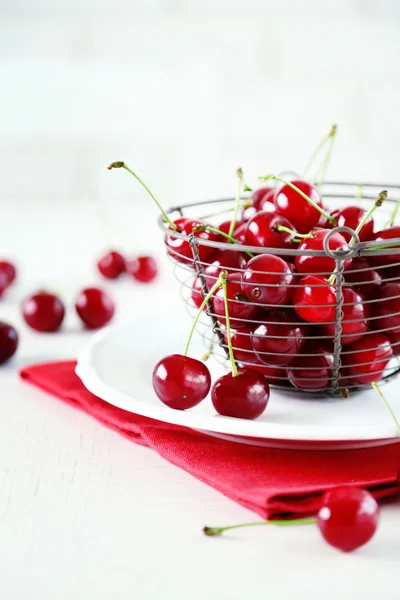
[1,201,400,600]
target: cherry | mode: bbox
[345,332,393,384]
[218,220,242,236]
[211,367,269,420]
[97,250,125,279]
[344,258,381,299]
[249,359,283,381]
[241,254,295,307]
[212,273,259,329]
[251,309,308,366]
[192,250,247,309]
[233,223,248,244]
[221,326,254,362]
[244,211,297,249]
[126,255,158,283]
[251,186,274,207]
[372,282,400,342]
[165,217,220,265]
[75,287,115,329]
[241,197,275,222]
[295,229,352,274]
[22,292,65,332]
[317,487,379,552]
[293,276,336,323]
[370,226,400,266]
[330,206,374,242]
[0,269,9,297]
[321,287,370,346]
[274,179,324,233]
[152,354,211,409]
[0,260,17,285]
[0,321,18,364]
[286,342,334,390]
[191,276,205,309]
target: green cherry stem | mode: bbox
[303,124,337,181]
[204,517,317,537]
[107,161,177,231]
[229,168,244,238]
[260,174,337,226]
[371,382,400,435]
[314,125,337,187]
[193,225,254,258]
[355,184,364,200]
[351,190,387,244]
[183,275,224,356]
[221,271,239,378]
[389,198,400,227]
[202,331,216,361]
[274,224,314,241]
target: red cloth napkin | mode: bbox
[20,361,400,519]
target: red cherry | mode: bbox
[0,260,17,285]
[286,342,334,390]
[274,180,324,233]
[369,226,400,266]
[295,229,352,275]
[221,326,254,362]
[22,292,65,332]
[345,332,393,384]
[249,359,283,381]
[245,211,297,249]
[212,273,259,329]
[211,367,269,419]
[191,276,205,309]
[317,487,379,552]
[192,250,247,309]
[251,309,308,366]
[0,269,9,297]
[152,354,211,409]
[321,287,370,346]
[251,186,274,207]
[372,281,400,340]
[126,255,158,283]
[344,258,381,299]
[165,217,219,265]
[75,287,115,329]
[218,220,243,236]
[241,254,295,307]
[293,276,336,323]
[330,206,374,242]
[0,321,18,364]
[233,223,248,244]
[97,250,125,279]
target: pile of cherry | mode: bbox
[0,251,158,366]
[165,181,400,393]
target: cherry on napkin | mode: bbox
[20,361,400,519]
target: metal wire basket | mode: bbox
[158,180,400,396]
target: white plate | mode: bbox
[76,311,400,450]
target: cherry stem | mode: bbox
[107,161,177,231]
[303,124,337,184]
[221,273,239,378]
[350,190,387,244]
[389,198,400,227]
[193,225,254,258]
[260,174,337,225]
[183,275,224,357]
[204,517,317,537]
[355,184,364,200]
[229,168,244,237]
[371,382,400,435]
[314,125,337,187]
[274,224,314,241]
[202,331,216,361]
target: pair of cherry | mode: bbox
[97,250,158,283]
[204,485,380,553]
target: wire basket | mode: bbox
[158,180,400,396]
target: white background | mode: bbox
[1,1,400,598]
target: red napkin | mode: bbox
[21,361,400,519]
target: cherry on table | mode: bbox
[251,309,308,366]
[0,321,18,365]
[244,211,297,249]
[344,332,393,384]
[211,367,269,420]
[127,255,158,283]
[0,260,17,285]
[241,254,295,307]
[97,250,126,279]
[344,258,381,299]
[152,354,211,409]
[0,270,9,297]
[75,287,115,329]
[322,287,370,346]
[295,229,352,275]
[330,206,374,242]
[274,179,324,233]
[22,292,65,332]
[212,273,259,329]
[317,486,379,552]
[293,275,336,323]
[286,342,334,390]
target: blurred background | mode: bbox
[1,0,400,289]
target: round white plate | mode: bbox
[76,311,400,450]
